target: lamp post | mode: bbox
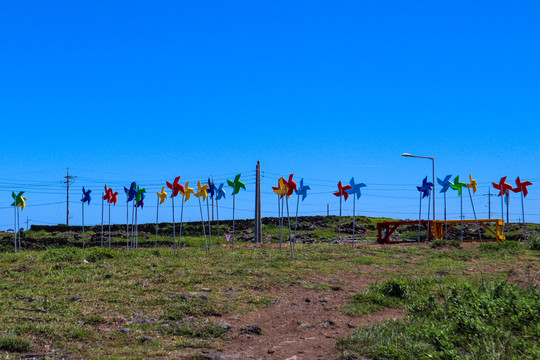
[402,153,436,221]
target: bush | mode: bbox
[528,234,540,250]
[0,334,33,352]
[339,281,540,360]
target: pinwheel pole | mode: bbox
[426,191,432,243]
[155,196,159,247]
[227,174,246,251]
[206,199,212,250]
[293,179,311,248]
[417,191,422,243]
[101,192,104,248]
[13,202,17,252]
[198,197,208,251]
[216,197,220,245]
[466,188,482,243]
[179,196,184,249]
[82,200,85,248]
[512,178,533,240]
[108,198,111,249]
[286,195,294,259]
[519,191,526,238]
[16,206,20,250]
[280,195,284,251]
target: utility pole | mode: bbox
[26,217,31,230]
[483,188,495,219]
[254,161,262,243]
[327,204,329,216]
[62,168,77,226]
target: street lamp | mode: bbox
[402,153,436,221]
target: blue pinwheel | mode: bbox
[214,183,226,244]
[81,187,92,248]
[346,177,367,248]
[290,178,311,257]
[295,179,311,201]
[124,182,138,249]
[437,175,452,239]
[416,177,433,243]
[206,178,217,247]
[417,177,433,198]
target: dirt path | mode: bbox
[208,274,403,360]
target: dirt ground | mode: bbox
[205,272,402,360]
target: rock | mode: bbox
[200,287,212,292]
[321,320,336,328]
[240,325,262,335]
[296,321,313,331]
[119,327,132,334]
[213,320,231,331]
[69,296,82,302]
[345,355,359,360]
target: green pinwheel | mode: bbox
[227,174,246,250]
[450,176,468,243]
[11,191,26,252]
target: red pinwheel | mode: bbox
[166,176,185,253]
[512,177,533,197]
[334,181,352,201]
[103,185,113,202]
[285,174,297,198]
[166,176,184,198]
[492,177,513,197]
[512,177,534,239]
[110,191,119,205]
[334,181,352,243]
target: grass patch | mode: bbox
[165,320,229,339]
[339,281,540,359]
[0,334,33,352]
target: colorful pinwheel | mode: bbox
[450,176,468,243]
[11,191,26,252]
[155,187,168,247]
[227,174,245,250]
[492,176,513,197]
[283,174,297,259]
[512,177,534,239]
[416,177,433,243]
[437,175,452,239]
[492,176,513,238]
[124,182,138,250]
[417,177,433,199]
[214,183,226,244]
[293,179,311,248]
[133,187,146,248]
[512,177,533,197]
[206,178,216,248]
[272,177,287,251]
[166,177,184,253]
[178,181,194,249]
[81,187,91,248]
[195,181,210,250]
[101,185,113,248]
[467,174,482,242]
[346,178,367,248]
[334,181,351,243]
[81,187,91,205]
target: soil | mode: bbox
[206,273,402,360]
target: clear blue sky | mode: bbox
[0,1,539,229]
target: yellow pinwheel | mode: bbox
[194,181,209,201]
[177,181,195,249]
[182,182,195,201]
[468,174,478,194]
[195,180,211,250]
[157,186,168,205]
[272,177,288,198]
[466,173,482,242]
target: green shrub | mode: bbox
[430,238,461,249]
[0,334,33,352]
[339,281,540,360]
[479,240,521,253]
[528,234,540,250]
